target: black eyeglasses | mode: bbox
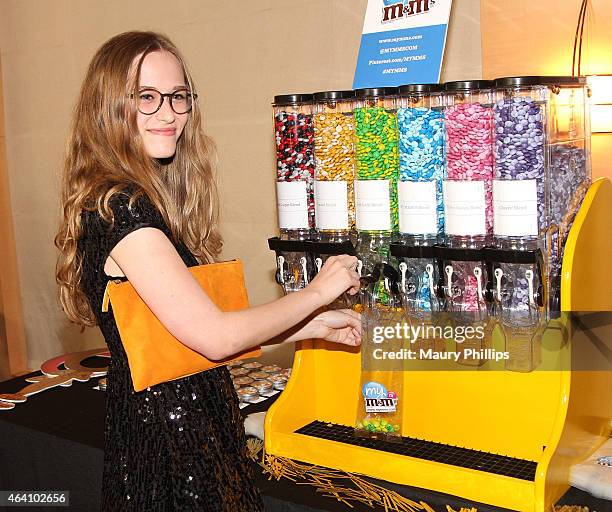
[130,87,197,115]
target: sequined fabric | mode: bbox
[78,188,264,511]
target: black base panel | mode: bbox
[295,421,537,481]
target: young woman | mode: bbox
[55,31,361,511]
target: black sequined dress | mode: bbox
[78,189,264,511]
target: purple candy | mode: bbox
[493,97,545,231]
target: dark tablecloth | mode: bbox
[0,361,609,512]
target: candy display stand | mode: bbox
[265,178,612,511]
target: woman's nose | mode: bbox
[155,97,175,122]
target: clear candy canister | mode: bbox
[544,77,590,312]
[443,80,494,240]
[353,87,400,235]
[312,90,356,242]
[396,83,446,239]
[273,93,315,240]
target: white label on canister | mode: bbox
[355,180,391,231]
[276,181,309,229]
[493,180,538,237]
[443,181,486,236]
[398,181,437,234]
[314,181,349,230]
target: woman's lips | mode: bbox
[148,128,176,136]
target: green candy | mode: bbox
[354,105,399,232]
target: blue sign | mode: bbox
[353,0,452,88]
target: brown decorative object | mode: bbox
[0,348,109,410]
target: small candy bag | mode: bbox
[355,273,404,441]
[355,371,402,439]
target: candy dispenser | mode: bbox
[396,83,446,238]
[441,81,494,364]
[545,77,590,313]
[267,83,612,511]
[492,76,591,314]
[313,90,356,240]
[491,77,550,370]
[393,83,445,348]
[353,88,399,304]
[272,94,315,293]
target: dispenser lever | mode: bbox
[277,256,285,284]
[426,263,435,298]
[473,266,484,302]
[399,262,408,293]
[315,257,323,273]
[445,265,454,298]
[525,269,535,307]
[494,268,503,302]
[300,256,309,286]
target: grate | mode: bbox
[295,421,537,481]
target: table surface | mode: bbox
[0,361,609,512]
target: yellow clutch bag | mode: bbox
[101,259,261,392]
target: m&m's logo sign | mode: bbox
[382,0,434,23]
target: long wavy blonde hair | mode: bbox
[55,31,222,327]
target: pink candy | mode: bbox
[446,103,494,233]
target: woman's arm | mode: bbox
[108,227,361,360]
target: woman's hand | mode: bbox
[306,255,360,306]
[308,309,362,347]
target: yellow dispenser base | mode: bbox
[265,179,612,511]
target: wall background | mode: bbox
[0,0,482,371]
[481,0,612,181]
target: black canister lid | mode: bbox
[398,83,444,94]
[273,93,314,106]
[354,87,399,98]
[493,76,587,87]
[444,80,494,91]
[312,90,355,101]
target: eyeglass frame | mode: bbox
[129,87,198,115]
